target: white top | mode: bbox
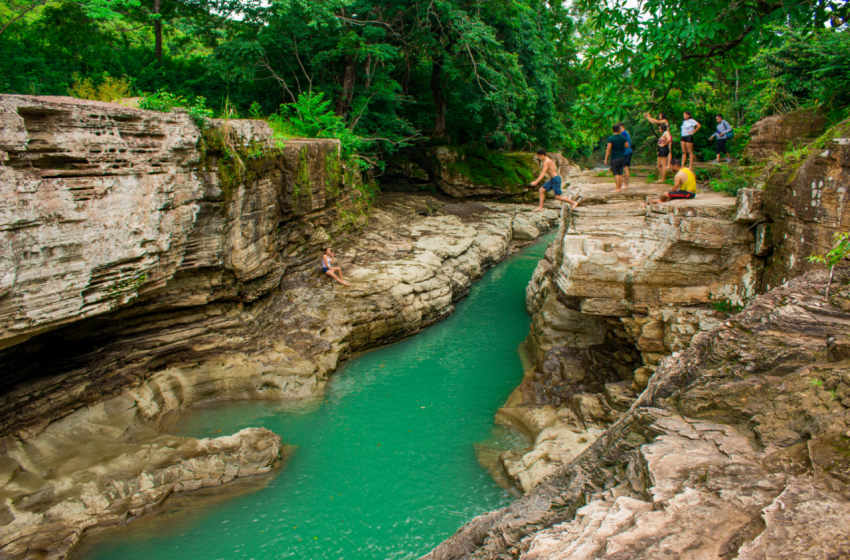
[681,119,699,136]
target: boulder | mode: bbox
[762,117,850,289]
[745,108,828,160]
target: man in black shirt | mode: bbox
[603,124,630,193]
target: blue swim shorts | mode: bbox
[541,176,562,196]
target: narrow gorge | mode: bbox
[2,94,850,560]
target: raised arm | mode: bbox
[645,113,661,125]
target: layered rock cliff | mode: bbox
[0,95,563,559]
[425,121,850,559]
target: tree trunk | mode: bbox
[337,55,356,119]
[430,54,446,140]
[153,0,162,62]
[364,54,373,89]
[401,48,411,95]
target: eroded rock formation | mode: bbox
[0,95,565,559]
[762,118,850,288]
[425,269,850,560]
[426,118,850,559]
[493,170,763,491]
[745,107,828,160]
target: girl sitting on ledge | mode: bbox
[322,247,350,286]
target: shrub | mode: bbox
[709,166,748,196]
[269,92,368,160]
[139,89,214,127]
[68,73,132,102]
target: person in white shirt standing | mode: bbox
[708,114,734,164]
[680,111,701,169]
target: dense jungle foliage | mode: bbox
[1,0,848,167]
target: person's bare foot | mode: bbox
[341,281,351,286]
[533,207,545,212]
[613,188,622,193]
[649,199,662,204]
[570,200,580,210]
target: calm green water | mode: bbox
[77,233,553,560]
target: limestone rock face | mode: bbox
[745,107,828,160]
[490,169,759,496]
[0,427,283,560]
[0,96,562,558]
[424,270,850,560]
[0,95,204,349]
[762,117,850,289]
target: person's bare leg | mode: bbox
[613,175,623,192]
[623,166,630,189]
[656,158,662,183]
[534,187,546,211]
[555,194,581,210]
[660,160,668,183]
[680,141,687,168]
[325,270,350,286]
[686,143,694,168]
[332,266,347,281]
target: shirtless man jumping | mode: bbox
[530,149,581,212]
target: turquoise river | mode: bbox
[76,232,555,560]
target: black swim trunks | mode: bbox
[658,146,670,158]
[623,153,632,167]
[668,190,695,199]
[610,158,625,177]
[541,175,562,195]
[682,135,695,143]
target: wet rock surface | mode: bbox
[0,96,566,558]
[424,270,850,560]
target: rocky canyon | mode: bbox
[0,95,560,559]
[2,95,850,560]
[424,113,850,559]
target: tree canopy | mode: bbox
[0,0,847,164]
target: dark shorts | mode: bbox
[668,190,696,199]
[541,176,562,196]
[716,138,728,154]
[623,153,632,167]
[682,135,695,144]
[610,158,625,176]
[658,146,670,158]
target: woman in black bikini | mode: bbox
[656,124,672,183]
[645,111,671,169]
